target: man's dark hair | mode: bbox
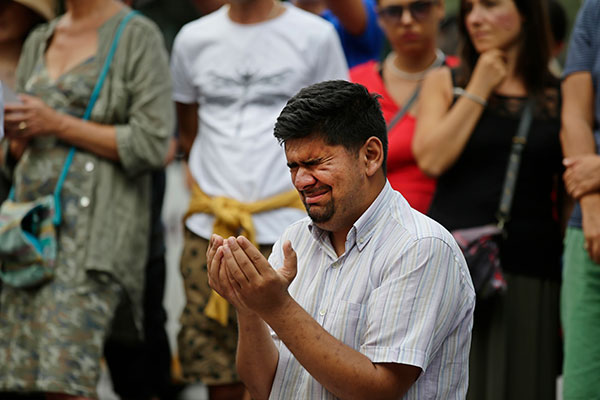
[274,80,388,175]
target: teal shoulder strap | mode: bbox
[52,10,139,226]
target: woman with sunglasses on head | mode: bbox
[350,0,456,213]
[413,0,563,398]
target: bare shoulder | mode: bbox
[423,67,453,96]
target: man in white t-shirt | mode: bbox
[170,1,348,398]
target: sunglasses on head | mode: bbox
[377,1,438,23]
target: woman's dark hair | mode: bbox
[274,80,388,175]
[457,0,553,96]
[549,0,567,46]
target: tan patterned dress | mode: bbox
[0,8,174,397]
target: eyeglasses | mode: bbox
[377,1,438,23]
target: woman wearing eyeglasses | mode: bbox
[413,0,563,398]
[350,0,455,213]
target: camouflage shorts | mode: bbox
[0,271,122,397]
[177,228,272,386]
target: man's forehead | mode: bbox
[284,135,330,157]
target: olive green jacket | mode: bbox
[1,8,175,333]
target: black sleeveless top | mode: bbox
[428,80,563,279]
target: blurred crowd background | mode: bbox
[0,0,595,400]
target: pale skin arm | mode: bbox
[209,235,421,400]
[560,71,600,263]
[324,0,368,36]
[295,0,368,36]
[563,155,600,198]
[4,94,119,160]
[412,49,507,177]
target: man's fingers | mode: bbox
[236,236,270,274]
[224,259,242,292]
[222,239,253,285]
[590,247,600,264]
[207,234,224,265]
[281,240,298,283]
[220,254,240,291]
[587,239,600,264]
[226,237,261,280]
[207,246,224,289]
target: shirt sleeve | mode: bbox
[563,0,600,77]
[322,0,384,68]
[171,26,198,104]
[312,23,349,82]
[360,236,474,372]
[113,17,175,176]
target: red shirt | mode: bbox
[350,57,458,213]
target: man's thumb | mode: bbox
[280,240,297,282]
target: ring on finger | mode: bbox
[18,121,27,131]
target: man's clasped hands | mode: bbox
[206,234,298,320]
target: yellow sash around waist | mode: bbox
[184,183,305,326]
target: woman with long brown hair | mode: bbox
[413,0,563,398]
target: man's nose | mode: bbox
[293,167,316,189]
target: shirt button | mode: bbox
[332,261,340,269]
[80,196,90,208]
[85,161,95,172]
[319,309,326,316]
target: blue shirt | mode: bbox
[321,0,384,68]
[563,0,600,228]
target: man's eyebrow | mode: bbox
[286,158,323,169]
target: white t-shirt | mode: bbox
[171,4,349,243]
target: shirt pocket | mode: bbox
[324,300,367,350]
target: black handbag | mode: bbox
[452,97,535,301]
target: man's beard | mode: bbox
[305,199,334,224]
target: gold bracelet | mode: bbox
[453,87,487,107]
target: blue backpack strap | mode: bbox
[83,10,140,121]
[52,10,139,226]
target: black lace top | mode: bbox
[428,82,563,279]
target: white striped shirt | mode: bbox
[267,182,475,399]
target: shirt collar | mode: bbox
[308,181,394,252]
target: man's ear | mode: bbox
[362,137,384,177]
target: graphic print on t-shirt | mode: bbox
[204,68,293,136]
